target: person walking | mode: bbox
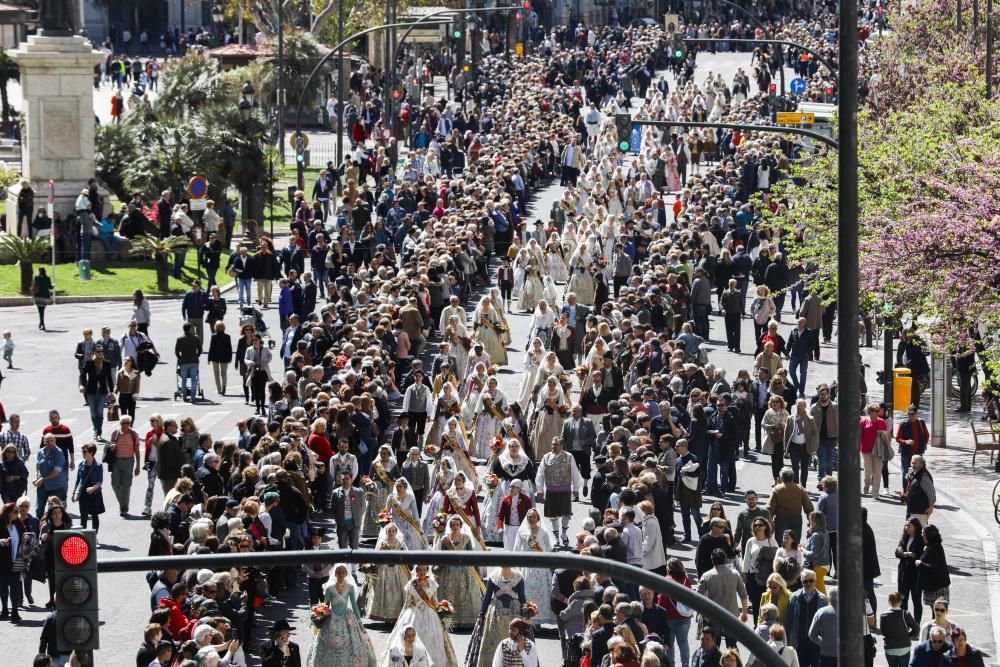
[784,570,828,667]
[695,548,749,649]
[71,442,105,534]
[79,344,114,439]
[174,323,202,403]
[896,517,925,623]
[207,322,233,396]
[107,416,141,517]
[534,436,583,547]
[895,408,928,487]
[180,281,208,345]
[859,403,888,497]
[721,279,743,352]
[30,268,53,331]
[767,467,813,543]
[905,455,936,525]
[809,385,838,483]
[33,434,68,514]
[786,318,813,399]
[783,399,817,488]
[879,591,919,667]
[915,524,951,618]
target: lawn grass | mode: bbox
[0,249,230,298]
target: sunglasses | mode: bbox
[934,608,947,613]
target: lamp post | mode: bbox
[238,81,266,240]
[211,2,225,45]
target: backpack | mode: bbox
[754,545,778,585]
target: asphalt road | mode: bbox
[0,51,995,666]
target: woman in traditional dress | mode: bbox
[480,439,536,545]
[442,471,483,546]
[542,276,561,309]
[517,260,544,313]
[471,377,509,459]
[444,315,471,384]
[529,376,569,461]
[472,296,507,366]
[422,455,455,535]
[544,233,569,283]
[512,509,556,625]
[499,405,529,459]
[461,362,489,426]
[307,564,377,667]
[466,567,527,667]
[550,314,576,371]
[361,445,398,539]
[526,300,556,349]
[433,416,478,487]
[515,338,545,411]
[532,352,566,401]
[366,523,411,623]
[430,382,463,444]
[489,288,513,347]
[513,248,530,298]
[386,477,429,550]
[380,626,432,667]
[560,222,578,259]
[434,515,486,629]
[566,242,596,305]
[386,565,459,667]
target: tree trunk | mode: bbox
[155,254,169,292]
[19,261,32,295]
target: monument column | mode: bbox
[5,34,102,234]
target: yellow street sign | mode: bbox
[515,42,524,56]
[776,112,815,125]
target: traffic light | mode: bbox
[768,83,776,103]
[672,32,685,60]
[452,24,463,40]
[54,530,99,653]
[614,113,632,152]
[522,1,532,7]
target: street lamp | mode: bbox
[211,2,225,44]
[236,81,264,240]
[241,80,256,109]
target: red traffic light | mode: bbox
[60,536,90,566]
[522,1,532,7]
[768,84,776,92]
[392,90,402,100]
[515,11,522,19]
[826,87,834,95]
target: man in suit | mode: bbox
[696,548,749,649]
[798,289,823,360]
[561,403,597,499]
[560,293,590,364]
[331,471,364,551]
[79,344,114,439]
[399,297,426,356]
[400,445,429,512]
[750,367,771,453]
[280,238,305,278]
[281,314,305,368]
[156,190,172,239]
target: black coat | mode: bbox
[916,539,951,593]
[863,521,881,580]
[79,359,114,395]
[260,639,302,667]
[895,531,925,590]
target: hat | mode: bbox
[225,499,240,509]
[270,619,293,636]
[263,492,280,504]
[594,455,608,465]
[644,457,658,468]
[639,632,663,646]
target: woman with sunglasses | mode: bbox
[742,517,778,622]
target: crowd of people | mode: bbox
[0,5,990,667]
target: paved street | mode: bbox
[1,45,997,667]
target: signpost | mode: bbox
[789,77,807,95]
[776,111,815,125]
[188,175,208,212]
[47,179,55,304]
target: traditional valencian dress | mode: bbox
[473,301,508,366]
[365,526,411,623]
[386,478,430,551]
[471,386,508,460]
[433,521,486,629]
[361,448,397,539]
[465,570,526,667]
[432,418,478,489]
[513,519,556,625]
[308,572,377,667]
[480,444,536,545]
[385,574,459,667]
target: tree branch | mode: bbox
[311,0,339,36]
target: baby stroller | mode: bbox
[241,306,275,348]
[174,363,205,401]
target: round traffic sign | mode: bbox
[289,132,310,150]
[789,77,807,95]
[188,175,208,199]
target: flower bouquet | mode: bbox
[424,443,441,458]
[358,563,378,575]
[486,473,500,490]
[310,602,331,632]
[377,510,392,526]
[490,436,505,454]
[437,598,456,630]
[522,600,539,620]
[431,511,449,535]
[360,475,377,493]
[558,404,571,415]
[575,365,590,381]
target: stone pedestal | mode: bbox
[5,34,102,235]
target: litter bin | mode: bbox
[893,367,912,411]
[78,259,91,281]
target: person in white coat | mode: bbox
[639,500,667,575]
[243,333,272,415]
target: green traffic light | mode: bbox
[296,154,305,163]
[674,49,684,58]
[618,140,631,151]
[453,30,462,39]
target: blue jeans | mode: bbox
[705,441,721,494]
[817,438,837,480]
[679,500,702,540]
[172,249,186,278]
[237,278,252,307]
[179,362,199,400]
[36,485,68,518]
[666,618,691,665]
[283,521,306,587]
[84,392,107,437]
[796,639,822,667]
[899,447,913,482]
[789,354,809,397]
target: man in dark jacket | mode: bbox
[174,323,202,403]
[600,527,628,564]
[156,190,172,239]
[763,252,789,320]
[588,605,616,667]
[196,453,225,498]
[79,344,114,439]
[157,419,185,494]
[695,518,735,576]
[862,507,881,612]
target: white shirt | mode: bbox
[491,639,538,667]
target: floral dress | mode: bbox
[566,250,596,305]
[471,390,509,459]
[529,386,568,462]
[434,532,485,628]
[361,459,397,539]
[466,572,526,667]
[386,490,429,551]
[386,577,459,667]
[308,581,377,667]
[545,242,569,283]
[473,308,508,366]
[365,541,411,622]
[513,526,556,624]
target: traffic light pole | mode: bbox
[632,119,839,149]
[96,549,790,667]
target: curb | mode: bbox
[0,279,238,306]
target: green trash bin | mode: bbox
[78,259,91,281]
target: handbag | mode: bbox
[106,397,120,422]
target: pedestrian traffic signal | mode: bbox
[672,32,685,60]
[54,530,99,652]
[453,26,463,39]
[522,1,532,8]
[768,83,776,103]
[615,113,632,152]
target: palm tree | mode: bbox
[129,234,191,292]
[0,234,50,294]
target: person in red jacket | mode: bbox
[497,478,532,551]
[158,583,189,637]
